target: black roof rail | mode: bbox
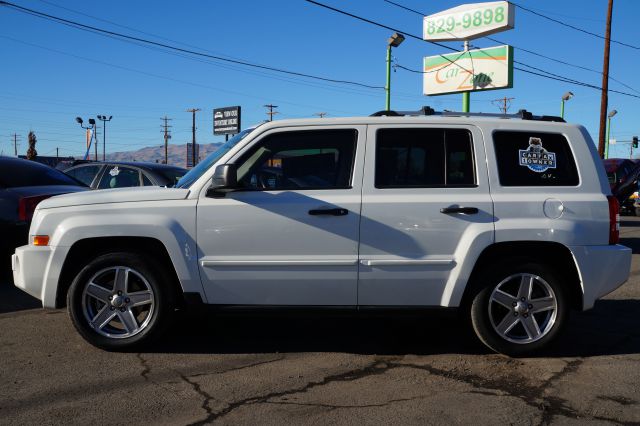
[370,106,566,122]
[370,110,402,117]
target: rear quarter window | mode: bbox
[493,131,579,186]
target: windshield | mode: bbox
[175,127,257,188]
[156,167,187,187]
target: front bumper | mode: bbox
[570,244,632,310]
[12,244,68,308]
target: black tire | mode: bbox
[67,251,175,351]
[469,259,569,356]
[635,207,640,217]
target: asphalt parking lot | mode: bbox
[1,220,639,425]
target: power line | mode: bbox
[0,1,384,90]
[511,1,640,51]
[306,0,640,100]
[383,0,615,46]
[0,35,364,116]
[383,0,640,95]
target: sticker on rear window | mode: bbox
[519,137,556,173]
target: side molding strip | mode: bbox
[360,259,455,266]
[201,260,358,267]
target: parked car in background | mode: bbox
[61,162,187,189]
[0,157,88,268]
[603,158,640,214]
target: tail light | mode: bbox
[17,194,52,222]
[607,195,620,245]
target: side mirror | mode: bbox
[206,164,238,198]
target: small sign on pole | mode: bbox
[609,138,617,145]
[213,106,241,135]
[186,143,200,168]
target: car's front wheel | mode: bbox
[470,260,568,356]
[67,252,174,350]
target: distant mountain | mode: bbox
[105,142,224,168]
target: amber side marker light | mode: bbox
[32,235,50,246]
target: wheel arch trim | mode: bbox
[447,241,583,310]
[55,233,203,308]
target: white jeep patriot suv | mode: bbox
[12,109,632,355]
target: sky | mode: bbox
[1,0,639,161]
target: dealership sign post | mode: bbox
[423,1,514,112]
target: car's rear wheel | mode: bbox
[67,252,174,350]
[470,260,568,356]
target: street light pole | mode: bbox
[97,115,112,161]
[605,109,617,159]
[560,92,574,119]
[75,117,96,161]
[385,33,404,111]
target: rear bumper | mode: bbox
[12,244,69,308]
[570,244,632,310]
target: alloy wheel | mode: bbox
[81,266,155,339]
[488,273,558,344]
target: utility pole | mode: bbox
[186,108,200,167]
[491,97,515,114]
[314,112,327,118]
[264,104,279,121]
[56,147,59,160]
[160,116,172,164]
[598,0,614,158]
[12,133,21,157]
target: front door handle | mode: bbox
[308,208,349,216]
[440,206,479,215]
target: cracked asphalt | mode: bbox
[1,220,640,425]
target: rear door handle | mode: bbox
[440,206,479,215]
[308,208,349,216]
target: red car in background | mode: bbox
[0,157,88,270]
[604,158,640,214]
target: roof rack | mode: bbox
[370,106,565,123]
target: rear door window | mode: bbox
[66,165,103,187]
[375,128,475,188]
[97,166,141,189]
[493,131,579,186]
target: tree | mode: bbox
[26,131,38,160]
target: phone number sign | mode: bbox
[423,1,514,41]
